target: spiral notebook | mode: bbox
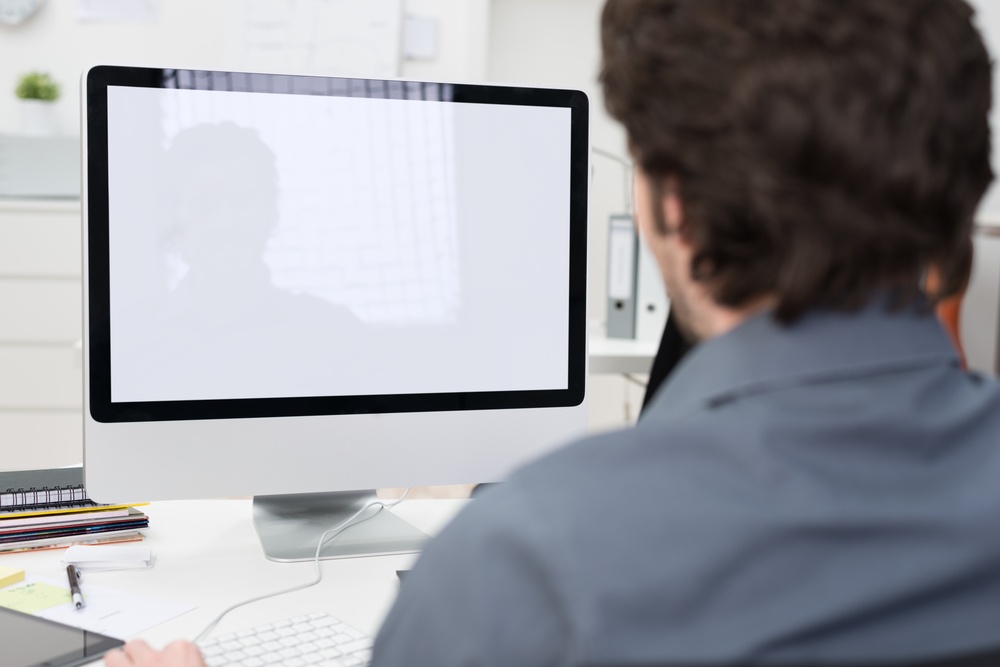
[0,467,94,513]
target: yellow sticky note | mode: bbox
[0,565,25,588]
[0,581,70,614]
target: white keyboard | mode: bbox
[197,611,372,667]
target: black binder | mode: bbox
[0,468,95,512]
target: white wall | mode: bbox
[0,0,491,136]
[969,0,1000,223]
[1,1,226,136]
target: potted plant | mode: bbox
[15,71,60,136]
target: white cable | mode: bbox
[193,488,412,643]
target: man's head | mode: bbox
[601,0,993,334]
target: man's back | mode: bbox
[373,303,1000,665]
[375,0,1000,663]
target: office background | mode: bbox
[1,0,999,474]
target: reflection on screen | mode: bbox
[106,85,572,403]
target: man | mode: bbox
[373,0,1000,664]
[107,1,1000,665]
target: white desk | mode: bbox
[7,498,466,665]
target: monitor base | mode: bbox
[252,491,428,562]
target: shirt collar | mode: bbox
[646,297,959,422]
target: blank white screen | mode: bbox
[105,85,572,403]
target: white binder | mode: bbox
[635,236,669,341]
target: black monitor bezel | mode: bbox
[85,65,588,423]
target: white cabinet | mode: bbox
[0,199,83,471]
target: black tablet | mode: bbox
[0,605,124,667]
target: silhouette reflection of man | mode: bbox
[130,122,364,400]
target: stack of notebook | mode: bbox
[0,468,148,554]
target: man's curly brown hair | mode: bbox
[601,0,993,323]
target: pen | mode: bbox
[66,564,84,609]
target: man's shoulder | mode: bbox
[468,416,733,535]
[486,361,1000,529]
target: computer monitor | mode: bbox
[81,66,589,560]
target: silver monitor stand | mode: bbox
[252,491,428,562]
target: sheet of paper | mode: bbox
[0,575,195,639]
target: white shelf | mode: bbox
[588,335,658,374]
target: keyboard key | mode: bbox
[337,638,372,655]
[311,616,337,628]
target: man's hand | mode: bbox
[103,639,206,667]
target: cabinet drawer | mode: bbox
[0,345,82,409]
[0,279,81,343]
[0,412,82,471]
[0,206,82,278]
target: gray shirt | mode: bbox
[372,301,1000,666]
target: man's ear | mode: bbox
[658,175,688,244]
[663,185,683,233]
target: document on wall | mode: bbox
[76,0,159,23]
[224,0,403,78]
[0,575,195,639]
